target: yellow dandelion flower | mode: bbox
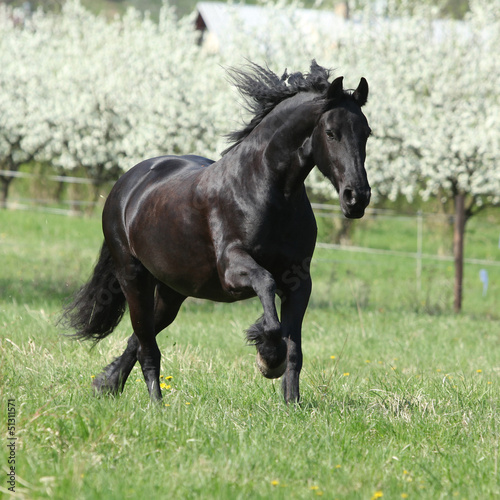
[160,382,168,389]
[160,375,164,379]
[401,494,409,499]
[365,359,371,363]
[343,372,350,377]
[165,376,173,380]
[185,402,191,405]
[90,375,95,379]
[476,369,482,373]
[335,464,341,469]
[330,355,336,359]
[403,470,408,475]
[371,491,383,500]
[165,404,170,407]
[310,486,319,490]
[315,491,323,496]
[271,480,279,486]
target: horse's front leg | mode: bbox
[280,276,312,404]
[220,246,286,378]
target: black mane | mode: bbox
[222,60,332,155]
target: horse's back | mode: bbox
[104,154,214,217]
[148,155,215,173]
[113,155,214,190]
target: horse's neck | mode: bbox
[213,94,320,203]
[261,95,320,197]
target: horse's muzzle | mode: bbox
[341,185,371,219]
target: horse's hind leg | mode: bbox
[92,334,140,395]
[93,282,185,397]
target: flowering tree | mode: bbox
[0,1,228,205]
[0,6,53,207]
[331,0,500,312]
[43,2,228,195]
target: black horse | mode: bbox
[63,61,371,404]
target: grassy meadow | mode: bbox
[0,208,499,499]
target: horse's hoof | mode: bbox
[256,352,287,379]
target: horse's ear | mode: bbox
[353,77,369,107]
[327,76,344,101]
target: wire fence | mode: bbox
[3,168,500,275]
[312,203,500,266]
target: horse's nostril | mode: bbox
[343,188,356,207]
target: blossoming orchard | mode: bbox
[1,0,499,311]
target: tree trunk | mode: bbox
[0,176,12,209]
[453,192,466,313]
[334,218,353,245]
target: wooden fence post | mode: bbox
[453,192,466,313]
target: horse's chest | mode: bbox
[248,212,315,264]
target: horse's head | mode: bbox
[312,76,371,219]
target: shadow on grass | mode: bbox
[0,276,79,308]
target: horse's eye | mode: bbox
[325,129,339,141]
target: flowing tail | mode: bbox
[61,241,126,342]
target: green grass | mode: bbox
[1,209,499,499]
